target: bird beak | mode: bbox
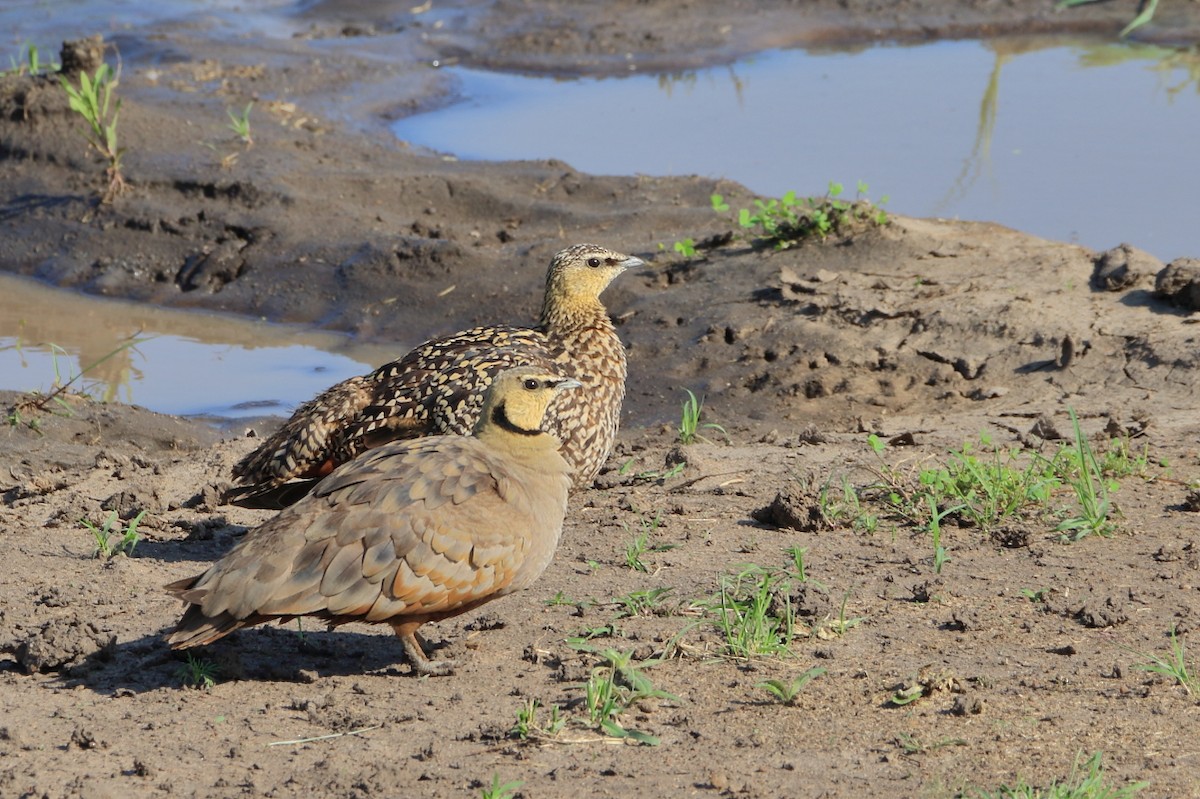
[619,255,645,272]
[554,378,583,392]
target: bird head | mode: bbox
[543,244,643,306]
[480,366,583,438]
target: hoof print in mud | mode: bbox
[177,240,247,293]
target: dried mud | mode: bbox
[2,2,1200,798]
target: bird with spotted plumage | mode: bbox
[224,243,640,509]
[167,367,579,676]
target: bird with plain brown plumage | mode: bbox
[167,367,579,676]
[224,243,640,510]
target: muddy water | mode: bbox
[393,38,1200,262]
[0,273,392,420]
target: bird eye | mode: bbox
[586,257,601,268]
[523,378,538,390]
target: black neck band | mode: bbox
[492,403,541,437]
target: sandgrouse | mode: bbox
[225,243,640,509]
[167,367,579,676]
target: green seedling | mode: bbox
[510,698,565,740]
[1057,0,1159,38]
[1053,410,1117,540]
[926,494,955,575]
[60,63,127,201]
[6,43,57,76]
[544,590,579,607]
[9,331,146,427]
[725,181,889,249]
[710,193,730,213]
[1129,626,1196,696]
[227,101,254,146]
[757,666,826,705]
[825,590,863,637]
[678,388,727,445]
[917,433,1059,531]
[83,510,145,559]
[177,652,219,690]
[613,587,676,618]
[479,774,523,799]
[890,684,924,706]
[672,238,696,258]
[971,750,1147,798]
[1020,587,1050,603]
[817,475,878,533]
[576,646,676,745]
[711,563,798,658]
[623,510,674,572]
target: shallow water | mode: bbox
[393,38,1200,262]
[0,273,392,420]
[4,4,1199,418]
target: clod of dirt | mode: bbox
[1183,490,1200,512]
[15,616,117,673]
[951,694,984,716]
[1073,595,1130,629]
[1154,258,1200,310]
[752,487,828,532]
[59,35,105,77]
[1092,243,1160,291]
[1028,415,1065,441]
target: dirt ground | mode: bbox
[2,2,1200,797]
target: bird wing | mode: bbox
[227,326,556,503]
[174,437,538,635]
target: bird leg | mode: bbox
[392,622,455,676]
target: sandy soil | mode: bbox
[2,2,1200,797]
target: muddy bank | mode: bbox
[2,2,1200,798]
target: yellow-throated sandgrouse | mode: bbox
[167,367,579,676]
[225,244,639,509]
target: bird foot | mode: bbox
[411,657,456,677]
[399,629,456,676]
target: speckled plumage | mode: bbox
[168,368,579,676]
[225,244,638,509]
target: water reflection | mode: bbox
[394,37,1200,261]
[0,274,393,418]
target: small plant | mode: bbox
[227,101,254,146]
[613,587,676,618]
[479,774,523,799]
[1020,587,1050,603]
[757,666,826,705]
[83,510,145,559]
[817,475,879,533]
[60,63,127,201]
[576,646,677,744]
[917,433,1059,531]
[722,181,889,250]
[510,698,565,740]
[678,388,727,445]
[672,238,696,258]
[971,750,1147,798]
[623,510,672,572]
[177,653,219,690]
[926,494,954,575]
[823,590,863,637]
[9,334,146,422]
[5,43,57,76]
[1057,0,1159,39]
[1130,626,1196,696]
[710,563,798,657]
[1053,410,1118,540]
